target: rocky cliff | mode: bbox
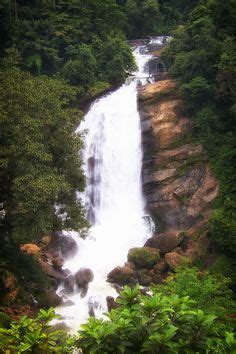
[108,76,219,287]
[139,77,219,264]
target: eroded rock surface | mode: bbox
[139,78,218,255]
[107,78,219,289]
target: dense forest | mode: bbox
[0,0,235,352]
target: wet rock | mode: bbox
[107,265,136,285]
[106,296,119,312]
[62,300,75,307]
[52,255,64,269]
[47,232,78,259]
[20,243,40,256]
[38,260,65,281]
[128,247,160,269]
[145,230,185,253]
[165,252,191,270]
[143,168,177,184]
[64,275,75,293]
[75,268,94,288]
[38,289,62,308]
[88,302,95,317]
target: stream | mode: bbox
[55,46,156,331]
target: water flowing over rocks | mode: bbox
[108,76,219,290]
[51,41,219,329]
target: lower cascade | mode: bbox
[55,48,154,330]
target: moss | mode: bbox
[128,247,160,269]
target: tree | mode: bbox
[0,56,85,243]
[62,44,96,89]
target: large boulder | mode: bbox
[38,260,65,281]
[38,289,62,308]
[46,232,78,259]
[145,230,185,253]
[165,252,191,270]
[75,268,94,287]
[107,265,136,285]
[128,247,160,269]
[20,243,40,256]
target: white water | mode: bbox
[55,49,154,330]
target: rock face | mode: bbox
[139,78,218,261]
[107,77,219,289]
[75,268,94,287]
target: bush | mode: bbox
[153,267,234,316]
[0,308,74,353]
[77,286,235,353]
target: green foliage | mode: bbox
[153,267,234,316]
[0,312,11,329]
[161,0,236,256]
[62,44,96,88]
[180,76,211,107]
[117,0,200,38]
[0,62,86,243]
[0,0,135,93]
[0,308,75,353]
[77,286,235,353]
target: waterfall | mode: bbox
[55,48,154,331]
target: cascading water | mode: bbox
[55,48,154,331]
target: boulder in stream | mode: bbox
[75,267,94,287]
[107,265,136,285]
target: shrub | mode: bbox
[76,286,235,353]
